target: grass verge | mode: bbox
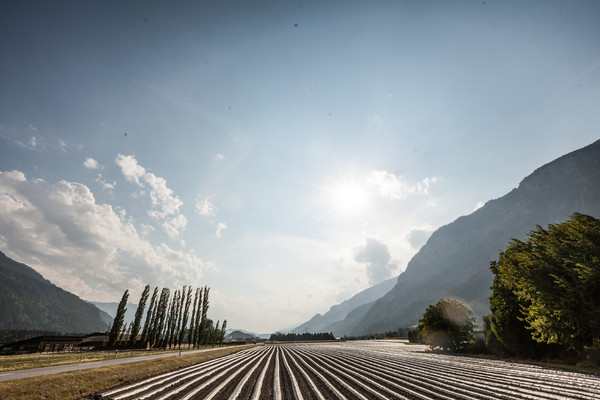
[0,345,254,400]
[0,347,219,372]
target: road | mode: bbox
[0,347,230,383]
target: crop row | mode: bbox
[98,341,600,399]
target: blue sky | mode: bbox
[1,1,599,332]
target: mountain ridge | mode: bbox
[344,139,600,335]
[0,250,109,334]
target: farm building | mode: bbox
[0,332,108,353]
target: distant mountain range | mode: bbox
[294,139,600,336]
[0,251,110,334]
[291,276,397,336]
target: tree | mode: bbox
[188,288,200,347]
[108,289,129,346]
[219,319,227,347]
[197,286,210,346]
[140,287,159,348]
[129,285,150,347]
[418,299,475,352]
[487,213,600,359]
[178,286,193,347]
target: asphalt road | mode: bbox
[0,347,230,382]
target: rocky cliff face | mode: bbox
[349,139,600,335]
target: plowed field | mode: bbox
[97,341,600,399]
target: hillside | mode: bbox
[0,251,108,334]
[347,139,600,335]
[291,276,397,336]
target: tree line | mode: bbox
[108,285,227,349]
[270,332,336,341]
[414,213,600,365]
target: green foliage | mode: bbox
[270,332,336,341]
[129,285,150,347]
[108,290,129,346]
[417,299,475,352]
[487,213,600,359]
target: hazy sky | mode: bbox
[1,1,599,333]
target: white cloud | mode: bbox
[353,237,399,286]
[215,153,225,161]
[115,154,146,186]
[215,222,227,238]
[0,170,211,301]
[195,195,215,217]
[144,173,183,219]
[115,154,186,237]
[84,158,101,170]
[367,171,438,199]
[29,136,37,148]
[162,214,188,239]
[95,174,115,191]
[474,201,485,211]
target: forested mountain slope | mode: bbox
[350,139,600,335]
[0,251,108,333]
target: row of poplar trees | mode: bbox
[107,285,227,349]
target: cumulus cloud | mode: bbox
[195,195,215,217]
[115,154,146,186]
[474,201,485,211]
[215,222,227,238]
[115,154,186,237]
[84,158,101,170]
[354,237,399,286]
[367,171,438,199]
[215,153,225,161]
[0,170,210,301]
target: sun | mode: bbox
[333,182,368,213]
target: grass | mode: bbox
[0,347,219,372]
[0,345,255,400]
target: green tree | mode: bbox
[219,319,227,347]
[129,285,150,347]
[140,287,159,348]
[188,288,200,347]
[487,213,600,358]
[418,299,475,352]
[178,286,193,347]
[108,289,129,346]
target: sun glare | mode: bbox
[333,183,368,213]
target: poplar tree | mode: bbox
[152,288,170,348]
[220,319,227,347]
[140,287,159,348]
[129,285,150,347]
[198,286,210,346]
[188,288,200,347]
[193,287,203,347]
[179,286,193,347]
[109,289,129,346]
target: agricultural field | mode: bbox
[98,340,600,399]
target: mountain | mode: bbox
[345,139,600,335]
[292,276,397,336]
[92,302,139,327]
[0,251,109,333]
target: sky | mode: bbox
[1,0,599,333]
